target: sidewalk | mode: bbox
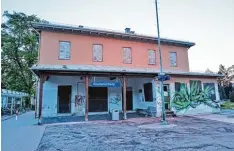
[194,114,234,124]
[2,111,46,151]
[1,112,24,121]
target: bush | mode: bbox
[230,91,234,102]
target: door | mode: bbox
[126,87,133,110]
[58,86,72,113]
[122,87,133,111]
[89,87,108,112]
[163,84,170,110]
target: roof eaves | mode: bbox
[31,22,195,47]
[30,65,222,77]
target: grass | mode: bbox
[220,101,234,109]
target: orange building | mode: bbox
[31,22,222,121]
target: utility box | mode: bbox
[112,109,119,120]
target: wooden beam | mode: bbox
[123,76,127,120]
[85,76,89,121]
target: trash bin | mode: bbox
[112,109,119,120]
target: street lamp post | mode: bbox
[155,0,167,124]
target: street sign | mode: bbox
[156,75,171,81]
[91,82,121,87]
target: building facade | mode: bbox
[31,22,222,121]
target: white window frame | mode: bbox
[170,52,177,67]
[123,47,132,64]
[148,49,156,65]
[59,41,71,60]
[92,44,103,62]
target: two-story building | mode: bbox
[31,22,222,122]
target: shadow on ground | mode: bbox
[37,116,234,151]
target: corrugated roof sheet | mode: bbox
[31,64,223,77]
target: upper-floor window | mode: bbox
[148,50,156,65]
[93,44,103,62]
[59,41,71,60]
[123,47,132,64]
[170,52,177,67]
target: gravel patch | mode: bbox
[37,117,234,151]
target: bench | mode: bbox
[136,106,157,117]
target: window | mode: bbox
[143,83,153,102]
[170,52,177,67]
[175,82,187,92]
[203,83,216,101]
[190,80,202,92]
[59,41,71,60]
[148,50,156,65]
[7,97,12,108]
[123,47,132,64]
[93,44,103,62]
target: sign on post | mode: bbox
[156,75,171,81]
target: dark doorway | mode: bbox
[122,87,133,111]
[126,88,133,110]
[89,87,108,112]
[163,84,170,110]
[58,86,72,113]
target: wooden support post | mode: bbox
[85,76,89,121]
[38,74,47,125]
[123,76,127,120]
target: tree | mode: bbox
[1,11,45,97]
[217,64,234,99]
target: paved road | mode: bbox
[1,111,46,151]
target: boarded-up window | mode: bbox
[123,47,132,64]
[170,52,177,67]
[204,83,216,101]
[144,83,153,102]
[59,41,71,60]
[93,44,103,62]
[148,50,156,65]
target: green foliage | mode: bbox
[172,82,220,112]
[217,64,234,99]
[1,11,45,96]
[230,91,234,103]
[220,101,234,109]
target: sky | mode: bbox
[2,0,234,72]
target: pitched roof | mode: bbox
[31,64,223,77]
[31,22,195,48]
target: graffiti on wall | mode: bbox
[109,94,121,106]
[75,95,85,112]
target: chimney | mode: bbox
[125,28,131,33]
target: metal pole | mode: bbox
[155,0,167,124]
[11,97,13,115]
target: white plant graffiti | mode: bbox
[109,94,121,106]
[75,95,85,112]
